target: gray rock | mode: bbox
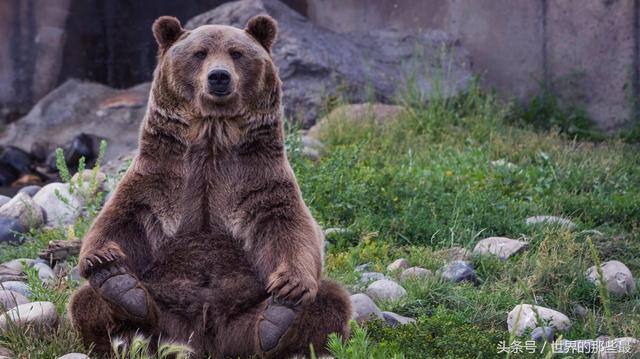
[596,337,640,359]
[57,354,90,359]
[0,80,149,163]
[507,304,571,336]
[33,182,83,226]
[301,136,324,150]
[525,215,576,229]
[400,267,432,282]
[186,0,471,127]
[350,293,384,323]
[18,185,42,197]
[573,304,589,319]
[586,260,636,296]
[0,282,31,298]
[0,301,58,334]
[355,263,371,272]
[382,311,416,327]
[473,237,528,260]
[67,266,81,282]
[0,259,33,272]
[0,192,45,228]
[366,279,407,301]
[387,258,410,272]
[71,169,108,193]
[0,217,26,244]
[0,290,30,310]
[302,147,320,161]
[439,261,478,284]
[32,263,55,284]
[0,346,12,358]
[490,159,518,170]
[531,326,555,342]
[359,272,385,285]
[0,196,10,207]
[0,266,25,283]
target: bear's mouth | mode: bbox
[211,89,232,97]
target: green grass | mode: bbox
[1,82,639,358]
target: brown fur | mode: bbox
[68,15,351,358]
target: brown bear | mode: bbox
[67,14,351,358]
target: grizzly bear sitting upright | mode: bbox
[68,15,351,358]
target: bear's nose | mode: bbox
[208,69,231,95]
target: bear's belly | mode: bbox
[141,232,268,317]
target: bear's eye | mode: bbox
[194,51,207,60]
[230,51,242,60]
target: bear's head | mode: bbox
[150,15,280,121]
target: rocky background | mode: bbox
[0,0,471,192]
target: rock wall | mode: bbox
[303,0,640,132]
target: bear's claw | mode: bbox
[90,266,149,319]
[258,302,297,353]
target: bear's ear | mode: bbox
[245,15,278,52]
[153,16,184,51]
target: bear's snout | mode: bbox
[208,69,232,96]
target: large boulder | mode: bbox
[0,301,58,334]
[586,260,636,296]
[0,80,149,163]
[507,304,571,336]
[186,0,472,127]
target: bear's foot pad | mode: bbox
[91,266,149,319]
[259,303,297,353]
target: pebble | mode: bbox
[382,311,416,327]
[400,267,432,282]
[33,182,83,226]
[0,346,12,358]
[0,289,30,310]
[359,272,385,284]
[366,279,407,301]
[387,258,410,272]
[350,293,384,323]
[0,301,58,334]
[439,261,478,284]
[57,354,90,359]
[473,237,528,260]
[71,169,107,192]
[525,215,576,229]
[302,147,320,161]
[67,266,81,282]
[301,136,325,150]
[0,217,27,244]
[596,337,639,359]
[0,282,31,298]
[355,263,371,272]
[32,262,55,284]
[0,192,45,228]
[507,304,571,336]
[586,260,636,296]
[531,326,555,342]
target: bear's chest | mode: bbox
[171,149,238,234]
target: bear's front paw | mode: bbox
[79,243,125,278]
[266,265,318,307]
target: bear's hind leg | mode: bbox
[68,284,118,353]
[271,279,352,358]
[213,279,351,359]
